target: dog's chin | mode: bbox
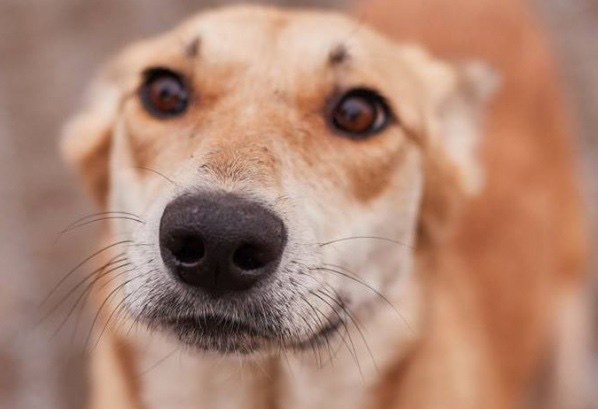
[152,313,345,355]
[157,315,273,354]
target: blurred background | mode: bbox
[0,0,595,408]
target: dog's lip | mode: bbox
[295,315,345,349]
[162,314,265,338]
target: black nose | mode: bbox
[159,193,287,294]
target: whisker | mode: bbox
[136,347,180,379]
[293,273,358,370]
[293,301,330,366]
[124,268,161,338]
[60,254,127,299]
[39,254,126,324]
[319,236,413,250]
[97,260,151,292]
[51,264,132,338]
[83,277,137,353]
[133,166,179,187]
[125,299,146,338]
[40,240,133,307]
[316,265,413,333]
[60,211,143,233]
[59,216,144,236]
[308,289,363,377]
[300,298,328,367]
[93,289,138,351]
[318,286,379,374]
[280,340,297,376]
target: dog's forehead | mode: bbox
[175,7,379,68]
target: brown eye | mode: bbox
[140,68,189,118]
[331,89,391,137]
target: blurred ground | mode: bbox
[0,1,595,408]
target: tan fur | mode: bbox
[357,0,589,407]
[62,3,588,409]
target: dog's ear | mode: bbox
[61,66,123,208]
[403,50,499,242]
[399,47,498,194]
[431,61,499,195]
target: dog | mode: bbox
[61,3,589,409]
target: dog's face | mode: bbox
[63,6,494,354]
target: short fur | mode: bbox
[62,3,588,409]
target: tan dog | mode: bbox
[62,4,588,409]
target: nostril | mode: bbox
[169,234,205,267]
[232,243,269,271]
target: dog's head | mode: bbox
[62,6,495,354]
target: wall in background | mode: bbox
[536,0,598,400]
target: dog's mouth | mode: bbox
[157,312,345,354]
[167,315,264,338]
[160,314,269,353]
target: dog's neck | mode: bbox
[101,282,421,409]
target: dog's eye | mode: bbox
[140,68,189,118]
[331,89,391,137]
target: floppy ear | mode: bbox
[61,68,123,208]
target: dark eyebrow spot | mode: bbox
[329,44,350,66]
[185,37,201,59]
